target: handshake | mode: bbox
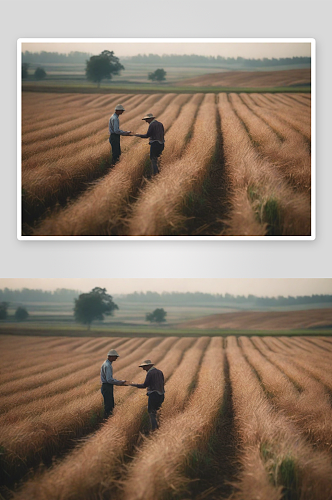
[124,131,141,137]
[118,380,139,387]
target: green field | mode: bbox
[1,299,332,338]
[1,323,332,338]
[22,81,311,94]
[4,300,331,327]
[21,60,311,94]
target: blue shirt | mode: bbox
[100,359,123,385]
[109,113,127,135]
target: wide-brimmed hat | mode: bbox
[115,104,125,111]
[142,113,155,120]
[139,359,154,367]
[107,349,120,357]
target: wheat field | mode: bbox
[21,91,311,236]
[1,333,331,500]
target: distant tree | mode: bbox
[148,69,167,82]
[146,308,167,323]
[14,306,29,321]
[22,63,29,79]
[85,50,124,87]
[34,67,47,80]
[74,287,118,329]
[0,302,8,320]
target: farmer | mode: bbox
[108,104,131,166]
[130,360,165,431]
[100,349,127,418]
[134,113,165,176]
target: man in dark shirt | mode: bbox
[134,114,165,176]
[130,359,165,431]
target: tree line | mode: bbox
[0,288,80,302]
[121,291,332,307]
[23,50,166,85]
[22,50,92,63]
[0,288,167,328]
[22,50,311,68]
[125,54,311,67]
[0,288,331,307]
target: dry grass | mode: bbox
[127,93,217,235]
[12,337,193,500]
[242,93,311,142]
[32,94,190,235]
[240,337,332,453]
[22,94,125,135]
[1,337,179,478]
[226,336,332,500]
[263,337,332,391]
[230,94,311,193]
[21,91,311,236]
[157,335,209,420]
[0,338,143,413]
[218,93,311,236]
[22,94,162,216]
[121,337,224,500]
[177,68,311,88]
[23,94,145,149]
[265,336,332,366]
[2,334,332,499]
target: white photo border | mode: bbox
[17,37,316,241]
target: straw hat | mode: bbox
[107,349,120,357]
[142,113,155,120]
[115,104,125,111]
[139,359,154,367]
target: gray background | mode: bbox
[1,0,330,278]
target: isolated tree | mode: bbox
[0,302,8,320]
[146,308,167,323]
[148,69,166,82]
[74,287,118,329]
[22,63,29,79]
[14,306,29,321]
[34,67,47,80]
[86,50,124,87]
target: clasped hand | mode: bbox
[125,132,141,137]
[118,380,139,387]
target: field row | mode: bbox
[21,91,311,236]
[0,334,331,500]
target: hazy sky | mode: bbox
[21,41,311,59]
[0,279,330,297]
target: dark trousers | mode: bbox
[147,392,165,430]
[101,383,114,418]
[150,142,164,175]
[109,133,121,165]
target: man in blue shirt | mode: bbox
[108,104,132,166]
[100,349,127,418]
[130,359,165,431]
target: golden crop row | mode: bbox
[21,92,311,236]
[1,335,331,500]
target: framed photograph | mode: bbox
[1,278,331,499]
[18,38,315,240]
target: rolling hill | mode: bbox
[179,308,332,330]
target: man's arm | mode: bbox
[104,364,126,385]
[131,371,151,388]
[111,116,131,136]
[135,123,153,139]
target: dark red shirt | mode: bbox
[136,367,165,395]
[139,120,165,144]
